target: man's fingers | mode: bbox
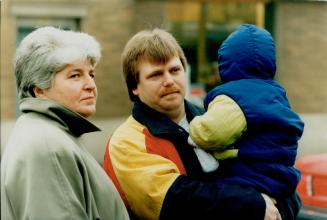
[261,193,281,220]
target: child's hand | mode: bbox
[213,149,238,160]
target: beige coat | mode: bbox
[1,98,129,220]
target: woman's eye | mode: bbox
[70,74,78,78]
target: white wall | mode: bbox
[297,114,327,158]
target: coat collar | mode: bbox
[132,100,204,136]
[19,98,100,137]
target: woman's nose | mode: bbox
[84,75,96,90]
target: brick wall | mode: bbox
[83,0,166,118]
[274,2,327,113]
[0,0,167,119]
[2,1,326,122]
[1,0,16,119]
[83,0,135,118]
[2,0,326,160]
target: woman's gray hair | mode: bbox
[14,26,101,100]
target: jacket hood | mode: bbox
[218,24,276,82]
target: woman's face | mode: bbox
[35,59,97,118]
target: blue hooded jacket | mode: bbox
[204,24,304,198]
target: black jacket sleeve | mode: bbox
[276,192,302,220]
[160,175,266,220]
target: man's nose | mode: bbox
[162,72,174,86]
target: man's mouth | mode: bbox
[161,91,179,97]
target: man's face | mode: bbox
[133,56,186,120]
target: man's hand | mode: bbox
[261,193,282,220]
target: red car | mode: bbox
[296,154,327,219]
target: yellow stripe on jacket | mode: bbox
[104,116,186,220]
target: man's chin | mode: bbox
[160,99,183,110]
[162,93,182,101]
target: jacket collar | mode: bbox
[132,100,204,136]
[132,100,218,179]
[19,98,100,137]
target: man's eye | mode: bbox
[171,67,181,73]
[150,72,161,78]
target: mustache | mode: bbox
[160,88,180,96]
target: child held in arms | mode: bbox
[188,24,304,201]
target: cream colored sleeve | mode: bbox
[189,94,247,150]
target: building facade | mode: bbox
[1,0,327,159]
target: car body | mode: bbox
[296,154,327,219]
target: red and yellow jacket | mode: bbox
[103,100,299,220]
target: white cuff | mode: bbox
[187,136,198,147]
[193,147,219,173]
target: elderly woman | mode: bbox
[1,27,129,220]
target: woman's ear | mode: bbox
[33,87,45,98]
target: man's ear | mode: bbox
[33,87,45,98]
[132,88,138,96]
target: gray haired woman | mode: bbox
[1,27,129,220]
